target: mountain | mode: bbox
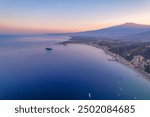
[124,31,150,42]
[74,23,150,39]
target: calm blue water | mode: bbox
[0,35,150,100]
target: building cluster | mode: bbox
[130,55,150,70]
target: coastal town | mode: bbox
[60,36,150,80]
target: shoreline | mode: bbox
[60,41,150,82]
[92,44,150,82]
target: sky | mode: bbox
[0,0,150,34]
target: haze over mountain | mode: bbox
[74,23,150,40]
[124,30,150,42]
[1,22,150,42]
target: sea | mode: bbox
[0,35,150,100]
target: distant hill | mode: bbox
[73,23,150,39]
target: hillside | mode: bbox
[73,23,150,40]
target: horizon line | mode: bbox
[1,22,150,35]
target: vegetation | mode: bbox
[62,36,150,61]
[145,65,150,73]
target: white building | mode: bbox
[130,55,145,68]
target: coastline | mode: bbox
[60,41,150,82]
[92,43,150,82]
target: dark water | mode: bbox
[0,35,150,100]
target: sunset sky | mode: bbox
[0,0,150,34]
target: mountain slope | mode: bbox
[124,31,150,41]
[74,23,150,39]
